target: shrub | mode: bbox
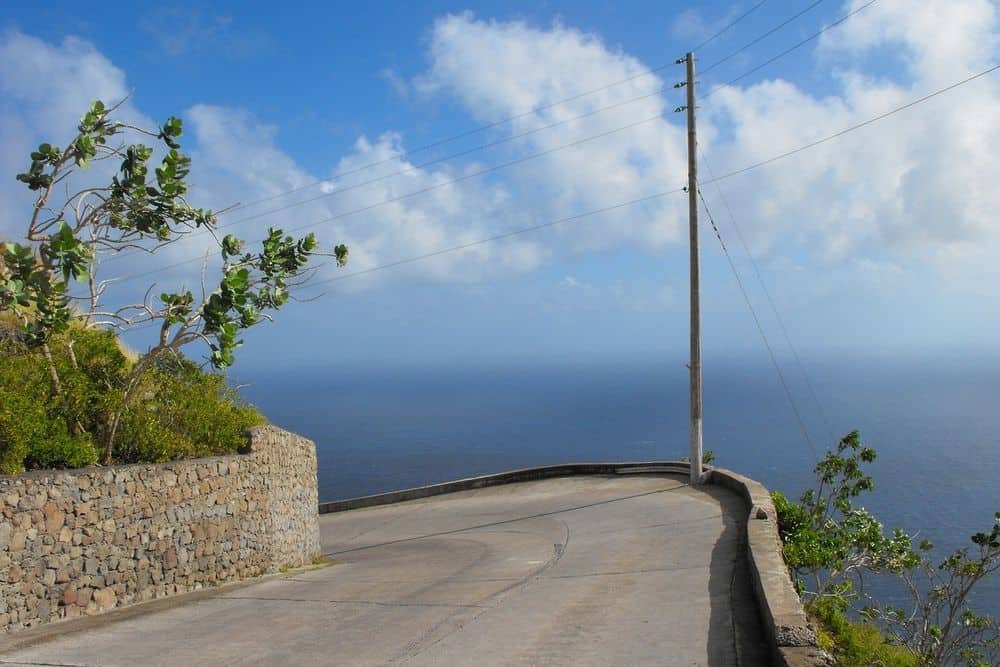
[0,326,263,473]
[115,355,263,464]
[775,430,998,666]
[772,430,918,604]
[1,99,345,465]
[0,330,98,473]
[808,596,919,667]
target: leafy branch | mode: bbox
[862,515,1000,666]
[773,431,998,666]
[773,430,919,604]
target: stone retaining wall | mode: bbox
[0,425,319,634]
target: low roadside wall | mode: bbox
[318,461,691,513]
[0,425,319,634]
[705,467,830,667]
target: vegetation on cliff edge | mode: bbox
[773,430,999,666]
[0,322,264,473]
[1,98,346,470]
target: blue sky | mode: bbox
[2,1,999,370]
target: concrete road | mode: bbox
[0,475,768,666]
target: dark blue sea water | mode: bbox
[238,357,1000,616]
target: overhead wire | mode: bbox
[687,1,769,53]
[103,0,855,270]
[699,0,828,75]
[269,60,1000,319]
[108,6,885,282]
[113,62,1000,289]
[196,0,771,217]
[701,0,879,102]
[124,187,688,334]
[697,186,819,461]
[120,57,999,345]
[112,37,1000,359]
[101,89,678,268]
[698,145,837,444]
[305,189,686,287]
[111,112,667,282]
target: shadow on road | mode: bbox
[706,485,770,666]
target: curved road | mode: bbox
[0,475,768,666]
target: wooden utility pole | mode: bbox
[684,52,703,484]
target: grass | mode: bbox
[278,555,335,575]
[807,597,920,667]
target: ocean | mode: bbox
[238,357,1000,616]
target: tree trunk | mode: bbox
[42,340,86,436]
[40,341,63,395]
[103,412,119,466]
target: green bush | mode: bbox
[0,337,98,473]
[0,325,263,473]
[808,597,919,667]
[115,355,263,464]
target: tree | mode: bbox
[774,431,999,666]
[772,430,919,604]
[862,515,999,666]
[0,99,347,465]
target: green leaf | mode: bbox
[221,234,244,259]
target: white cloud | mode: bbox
[696,0,1000,269]
[380,67,410,98]
[181,106,546,289]
[416,14,690,252]
[3,0,1000,304]
[0,31,153,246]
[819,0,999,85]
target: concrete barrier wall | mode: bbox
[704,468,830,667]
[318,462,692,513]
[0,425,319,634]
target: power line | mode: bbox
[185,2,774,231]
[701,0,879,101]
[124,187,688,334]
[104,88,676,268]
[319,60,997,289]
[204,0,770,217]
[111,112,666,283]
[303,189,686,288]
[105,1,869,269]
[702,62,1000,184]
[698,145,836,444]
[112,62,1000,290]
[699,0,828,75]
[688,1,769,53]
[119,53,996,339]
[697,186,818,461]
